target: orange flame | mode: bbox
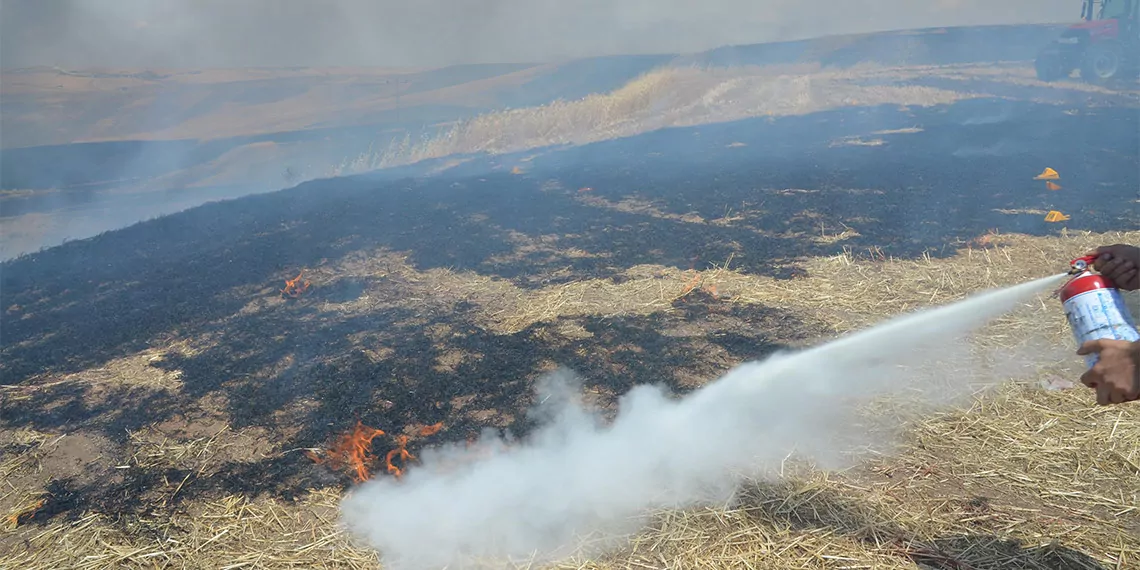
[679,272,701,297]
[678,271,719,300]
[282,271,312,299]
[385,435,416,479]
[5,498,46,529]
[306,420,386,483]
[971,228,1000,248]
[309,420,446,482]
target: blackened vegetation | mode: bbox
[0,97,1137,532]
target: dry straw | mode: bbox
[333,62,987,175]
[3,230,1137,569]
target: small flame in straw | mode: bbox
[282,271,312,299]
[306,420,386,483]
[309,420,446,482]
[385,435,416,479]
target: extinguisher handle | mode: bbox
[1070,254,1098,274]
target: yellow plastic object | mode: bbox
[1034,167,1060,180]
[1046,181,1062,191]
[1044,210,1071,222]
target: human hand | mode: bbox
[1085,244,1139,291]
[1077,339,1140,405]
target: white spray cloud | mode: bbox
[340,273,1068,569]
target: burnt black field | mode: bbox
[1,75,1139,539]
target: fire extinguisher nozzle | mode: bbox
[1068,255,1097,275]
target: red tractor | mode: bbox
[1035,0,1139,84]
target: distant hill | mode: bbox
[680,24,1069,68]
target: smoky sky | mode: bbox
[2,0,1077,68]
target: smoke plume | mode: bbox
[3,0,1077,68]
[340,274,1067,569]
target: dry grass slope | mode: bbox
[343,64,973,172]
[336,61,1136,174]
[2,230,1137,569]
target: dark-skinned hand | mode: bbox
[1085,244,1139,291]
[1077,339,1140,405]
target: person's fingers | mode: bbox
[1128,384,1140,402]
[1113,264,1137,283]
[1106,259,1135,277]
[1097,383,1112,405]
[1099,256,1123,277]
[1080,368,1099,388]
[1110,267,1138,288]
[1077,339,1103,356]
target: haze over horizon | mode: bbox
[2,0,1078,69]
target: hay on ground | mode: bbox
[2,231,1138,569]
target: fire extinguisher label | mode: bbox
[1063,288,1140,368]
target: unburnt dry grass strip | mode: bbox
[342,62,995,174]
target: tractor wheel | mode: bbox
[1035,51,1068,82]
[1080,42,1123,85]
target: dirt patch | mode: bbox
[36,433,115,481]
[0,428,121,546]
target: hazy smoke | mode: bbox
[341,274,1067,569]
[3,0,1076,68]
[0,0,1083,259]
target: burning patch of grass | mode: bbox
[281,271,312,299]
[306,420,388,484]
[306,421,445,483]
[4,494,47,531]
[0,429,56,532]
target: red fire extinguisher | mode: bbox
[1059,255,1140,367]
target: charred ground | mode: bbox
[1,86,1138,567]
